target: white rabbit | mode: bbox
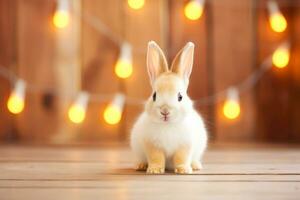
[130,41,207,174]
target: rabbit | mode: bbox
[130,41,207,174]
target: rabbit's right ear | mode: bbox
[147,41,168,85]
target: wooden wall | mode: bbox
[0,0,16,141]
[0,0,299,144]
[256,0,300,142]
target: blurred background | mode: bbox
[0,0,299,144]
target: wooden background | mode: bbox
[0,0,299,144]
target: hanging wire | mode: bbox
[81,12,146,55]
[0,49,274,107]
[0,0,286,107]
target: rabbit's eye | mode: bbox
[178,93,183,102]
[152,92,156,101]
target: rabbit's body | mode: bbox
[130,41,207,174]
[131,106,207,170]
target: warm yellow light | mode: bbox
[128,0,145,10]
[272,46,290,68]
[53,10,70,29]
[115,59,133,79]
[223,100,240,120]
[269,13,287,33]
[68,105,86,124]
[103,104,122,125]
[7,92,25,114]
[184,0,204,21]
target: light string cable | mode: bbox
[0,43,279,107]
[0,0,289,107]
[194,55,273,106]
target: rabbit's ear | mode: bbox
[147,41,168,85]
[171,42,195,84]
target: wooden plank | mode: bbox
[0,146,299,199]
[0,147,300,180]
[0,0,17,140]
[1,174,300,185]
[255,0,293,142]
[81,0,123,140]
[290,3,300,142]
[1,161,300,180]
[211,0,256,141]
[1,145,300,162]
[0,181,299,200]
[51,0,82,143]
[16,0,58,141]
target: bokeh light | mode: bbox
[269,13,287,33]
[128,0,145,10]
[53,10,70,29]
[272,45,290,68]
[184,0,204,21]
[68,104,86,124]
[7,92,25,114]
[103,104,122,125]
[115,59,133,79]
[223,100,241,120]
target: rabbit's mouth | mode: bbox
[162,115,169,122]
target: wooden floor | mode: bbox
[0,144,300,200]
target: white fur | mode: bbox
[131,107,207,169]
[130,41,208,170]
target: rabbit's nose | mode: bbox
[160,106,170,116]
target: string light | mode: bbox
[184,0,205,21]
[272,42,290,68]
[53,0,70,29]
[115,42,133,79]
[0,2,292,125]
[267,0,287,33]
[103,93,125,125]
[128,0,145,10]
[223,88,240,120]
[7,80,26,115]
[68,92,89,124]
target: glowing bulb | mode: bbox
[272,43,290,68]
[128,0,145,10]
[68,105,85,124]
[53,0,70,29]
[184,0,204,21]
[7,80,26,115]
[223,88,240,120]
[103,94,125,125]
[104,105,122,125]
[115,42,133,79]
[268,0,287,33]
[68,92,89,124]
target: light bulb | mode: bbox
[68,92,89,124]
[184,0,204,21]
[272,43,290,68]
[7,80,26,114]
[103,94,125,125]
[223,88,240,120]
[268,0,287,33]
[128,0,145,10]
[115,42,133,79]
[53,0,70,29]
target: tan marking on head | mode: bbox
[155,72,182,94]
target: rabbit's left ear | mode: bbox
[171,42,195,85]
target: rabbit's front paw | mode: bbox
[135,163,148,171]
[174,165,192,174]
[191,161,203,171]
[147,165,165,174]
